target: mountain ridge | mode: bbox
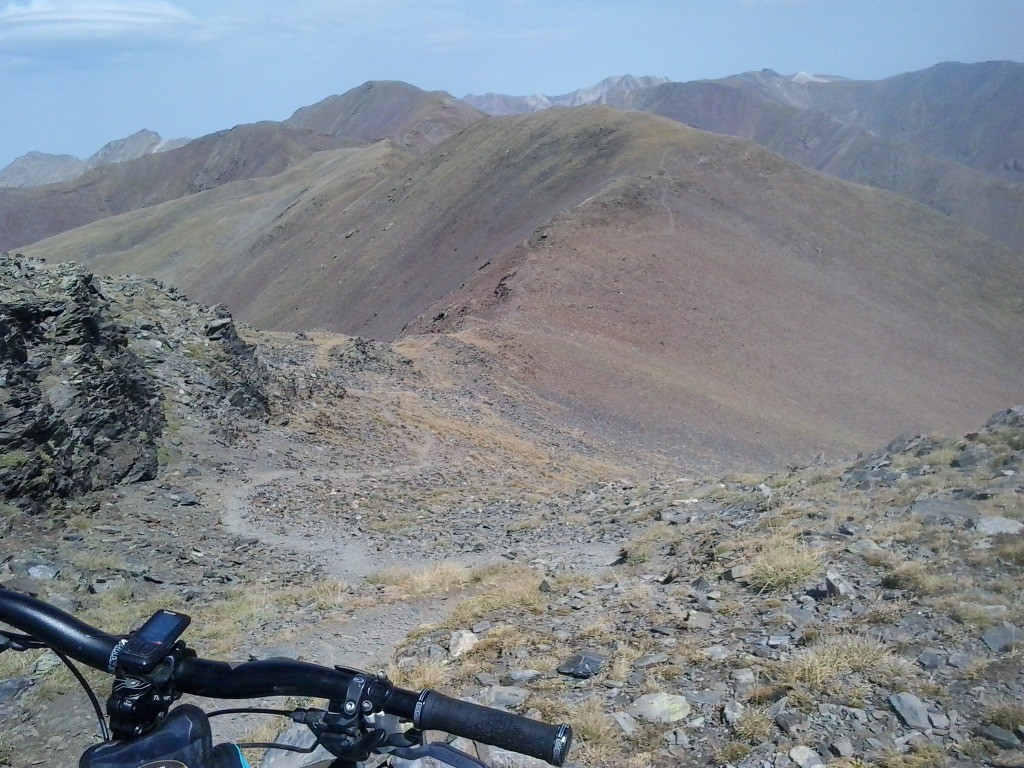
[610,77,1024,251]
[466,62,1024,250]
[21,105,1024,467]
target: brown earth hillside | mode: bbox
[23,107,1024,467]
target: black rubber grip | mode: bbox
[414,690,573,766]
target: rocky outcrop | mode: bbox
[0,254,271,512]
[0,256,162,511]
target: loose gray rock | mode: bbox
[611,711,639,736]
[947,652,975,668]
[911,498,976,524]
[448,630,479,658]
[890,692,931,729]
[789,745,824,767]
[0,678,31,705]
[26,565,58,580]
[503,669,541,685]
[776,712,804,735]
[825,570,854,599]
[725,564,752,581]
[917,650,945,670]
[979,725,1021,750]
[829,736,855,757]
[485,686,530,709]
[684,610,713,630]
[628,693,692,723]
[634,652,668,668]
[723,700,745,726]
[556,651,606,679]
[975,516,1024,535]
[988,750,1024,768]
[982,625,1022,653]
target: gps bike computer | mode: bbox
[117,610,191,673]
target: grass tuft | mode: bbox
[985,702,1024,732]
[877,743,948,768]
[746,536,824,593]
[367,561,471,596]
[780,633,912,691]
[732,705,774,743]
[387,659,450,691]
[879,560,953,596]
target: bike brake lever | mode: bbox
[389,742,487,768]
[0,632,46,652]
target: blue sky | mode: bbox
[0,0,1021,169]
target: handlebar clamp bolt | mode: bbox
[361,699,373,712]
[344,700,357,715]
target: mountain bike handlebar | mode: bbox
[0,587,572,766]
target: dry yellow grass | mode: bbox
[443,581,547,628]
[877,743,948,768]
[308,578,352,610]
[985,702,1024,732]
[387,659,450,691]
[604,642,647,682]
[366,561,472,596]
[879,561,956,597]
[732,705,774,743]
[992,535,1024,566]
[745,535,824,593]
[713,742,752,764]
[780,634,913,692]
[522,696,654,768]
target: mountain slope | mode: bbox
[0,82,483,252]
[726,61,1024,183]
[0,151,85,188]
[23,107,1024,466]
[284,80,485,154]
[0,122,351,251]
[613,78,1024,251]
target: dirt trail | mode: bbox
[211,448,622,671]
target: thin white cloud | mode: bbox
[0,0,198,45]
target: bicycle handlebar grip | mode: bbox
[413,690,572,766]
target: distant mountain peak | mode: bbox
[285,80,483,154]
[0,129,190,188]
[463,74,670,116]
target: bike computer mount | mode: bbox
[113,610,191,674]
[105,610,191,738]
